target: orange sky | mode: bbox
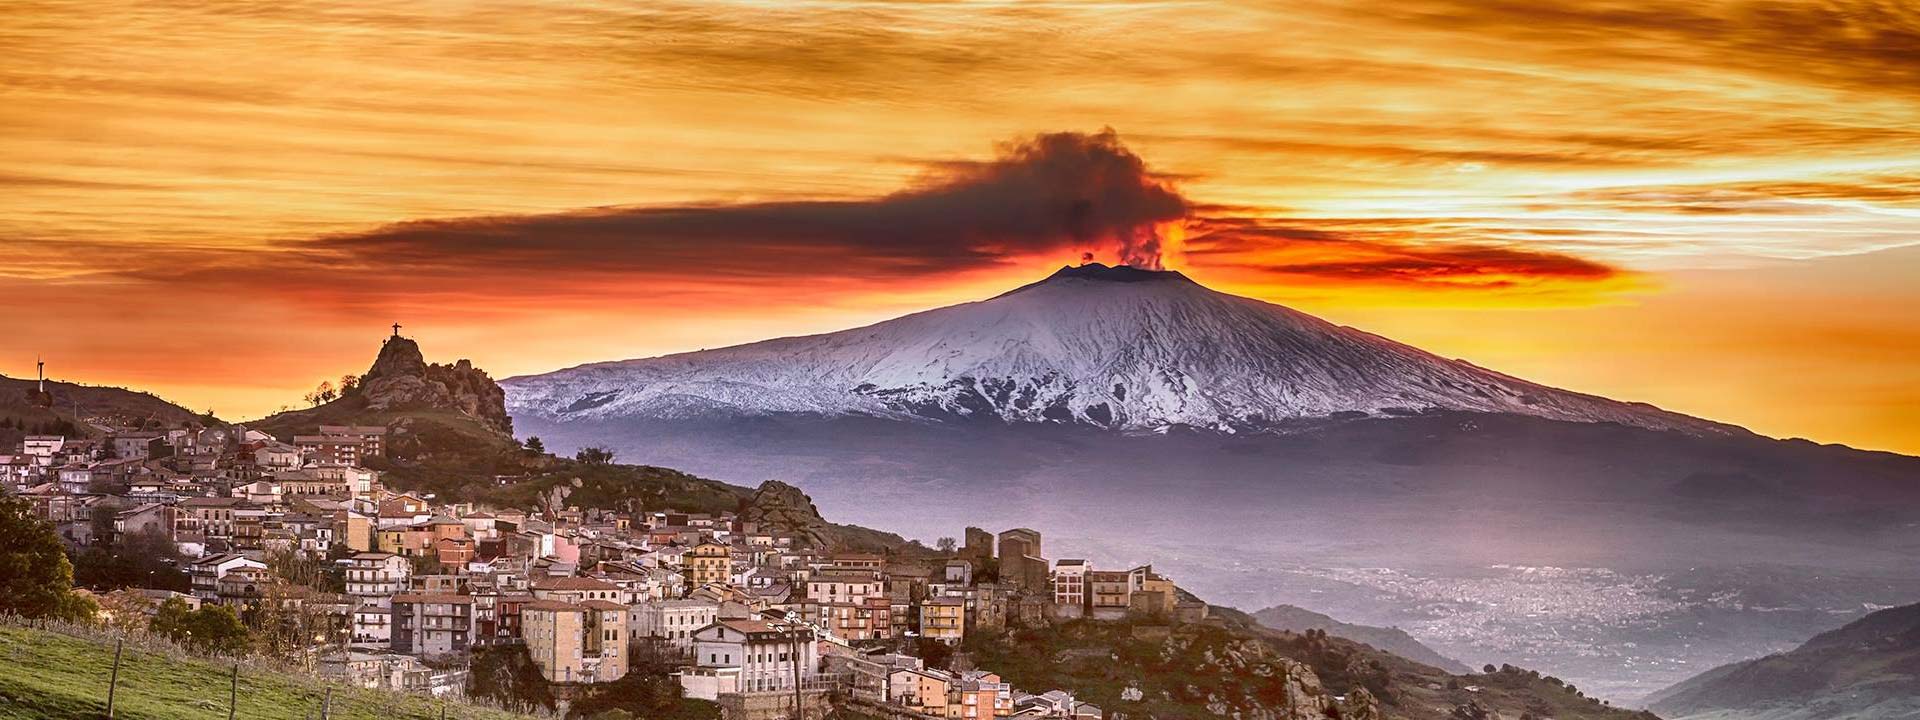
[3,0,1917,452]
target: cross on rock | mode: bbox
[391,322,402,338]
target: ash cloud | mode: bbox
[1187,218,1623,288]
[165,129,1628,299]
[316,129,1189,278]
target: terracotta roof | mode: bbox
[392,593,473,604]
[530,576,619,591]
[580,599,627,612]
[714,618,781,635]
[812,569,880,581]
[179,496,245,507]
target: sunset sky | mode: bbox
[3,0,1917,452]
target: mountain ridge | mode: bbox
[0,373,211,444]
[503,264,1743,438]
[1253,603,1473,674]
[1644,601,1920,720]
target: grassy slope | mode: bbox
[251,400,514,459]
[480,461,749,516]
[0,375,210,430]
[0,625,535,720]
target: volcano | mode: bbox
[505,263,1734,436]
[504,265,1920,703]
[504,266,1920,703]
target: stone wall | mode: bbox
[716,687,835,720]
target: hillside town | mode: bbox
[2,414,1205,719]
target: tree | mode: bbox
[1483,664,1496,674]
[914,638,956,670]
[936,537,957,554]
[575,446,616,465]
[71,527,190,592]
[265,546,336,592]
[151,598,251,654]
[466,645,557,713]
[96,588,156,634]
[305,380,337,407]
[339,374,360,395]
[189,604,252,654]
[150,596,192,636]
[524,436,546,455]
[0,497,96,621]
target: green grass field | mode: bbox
[0,625,539,720]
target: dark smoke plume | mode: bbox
[314,129,1190,277]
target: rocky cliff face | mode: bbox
[358,337,511,436]
[731,479,921,553]
[737,480,833,549]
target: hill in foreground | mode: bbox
[0,622,535,720]
[1644,601,1920,720]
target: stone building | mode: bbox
[523,599,629,684]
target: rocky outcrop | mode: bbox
[1343,687,1383,720]
[1157,627,1338,720]
[357,336,511,435]
[737,480,833,549]
[1272,658,1336,719]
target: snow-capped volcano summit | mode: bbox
[503,264,1734,436]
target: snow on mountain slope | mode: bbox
[503,264,1739,436]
